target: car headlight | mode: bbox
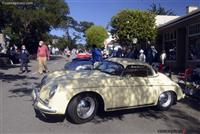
[49,84,58,99]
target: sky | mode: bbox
[50,0,200,36]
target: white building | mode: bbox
[104,32,115,47]
[155,15,180,27]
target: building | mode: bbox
[157,6,200,70]
[155,15,180,27]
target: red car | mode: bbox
[76,52,91,59]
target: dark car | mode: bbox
[64,58,94,71]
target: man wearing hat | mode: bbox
[37,41,50,74]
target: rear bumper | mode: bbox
[32,88,57,114]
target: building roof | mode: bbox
[157,8,200,30]
[155,15,180,27]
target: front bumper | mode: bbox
[32,88,57,114]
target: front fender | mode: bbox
[48,84,108,115]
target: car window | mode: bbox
[124,65,153,77]
[64,61,93,70]
[96,61,124,75]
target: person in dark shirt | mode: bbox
[19,45,29,73]
[91,45,103,62]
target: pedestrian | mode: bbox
[70,48,77,61]
[91,45,103,62]
[151,46,158,61]
[160,50,167,64]
[139,49,146,62]
[19,45,29,73]
[8,46,15,65]
[37,41,50,74]
[64,47,71,61]
[52,47,56,55]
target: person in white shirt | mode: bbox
[160,50,167,64]
[139,49,146,62]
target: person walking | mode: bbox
[151,45,158,62]
[19,45,29,73]
[139,49,146,62]
[91,45,103,62]
[160,50,167,65]
[70,48,77,61]
[37,41,50,74]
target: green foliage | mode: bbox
[76,21,94,33]
[53,38,71,51]
[85,25,108,48]
[110,9,156,46]
[148,3,176,15]
[0,0,70,54]
[58,15,94,45]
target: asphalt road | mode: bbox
[0,56,200,134]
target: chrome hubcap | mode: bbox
[77,97,95,119]
[159,92,172,107]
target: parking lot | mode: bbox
[0,57,200,134]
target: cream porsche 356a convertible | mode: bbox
[32,58,184,124]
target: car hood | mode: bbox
[42,70,109,85]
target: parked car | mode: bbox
[64,58,94,71]
[32,58,184,124]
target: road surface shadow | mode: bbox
[92,104,200,133]
[8,82,40,98]
[0,72,4,78]
[1,74,26,82]
[167,108,200,133]
[0,63,32,70]
[0,64,20,70]
[50,55,63,61]
[1,74,38,83]
[179,96,200,111]
[33,101,200,133]
[9,87,34,97]
[92,106,161,124]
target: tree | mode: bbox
[76,21,94,34]
[60,16,94,45]
[0,0,70,54]
[85,25,108,48]
[110,9,156,46]
[148,3,176,15]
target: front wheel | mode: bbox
[157,91,175,110]
[66,94,98,124]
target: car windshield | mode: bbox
[64,60,93,70]
[95,61,124,75]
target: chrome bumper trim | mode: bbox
[32,88,56,114]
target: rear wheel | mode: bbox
[157,91,175,110]
[66,93,98,124]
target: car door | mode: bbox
[124,65,157,107]
[106,75,130,110]
[96,61,130,110]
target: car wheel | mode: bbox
[157,91,174,110]
[66,93,98,124]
